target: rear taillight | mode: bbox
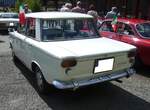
[128,50,136,57]
[61,58,77,68]
[128,50,137,63]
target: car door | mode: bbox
[136,38,150,65]
[99,21,116,39]
[10,31,26,60]
[9,22,28,62]
[22,18,36,69]
[135,23,150,65]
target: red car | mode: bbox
[99,18,150,67]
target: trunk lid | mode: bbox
[41,37,136,59]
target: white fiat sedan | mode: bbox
[9,12,136,93]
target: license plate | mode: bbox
[94,58,114,73]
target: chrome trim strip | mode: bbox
[52,68,135,89]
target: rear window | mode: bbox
[41,19,100,41]
[0,13,18,18]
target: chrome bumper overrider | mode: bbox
[52,68,135,89]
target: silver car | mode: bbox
[0,12,19,31]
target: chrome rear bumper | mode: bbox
[52,68,135,89]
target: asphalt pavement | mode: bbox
[0,33,150,110]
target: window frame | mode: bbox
[24,18,36,39]
[135,22,150,39]
[99,21,115,32]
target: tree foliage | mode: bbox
[15,0,41,12]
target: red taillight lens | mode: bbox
[61,58,77,68]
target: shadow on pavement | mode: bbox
[0,40,5,43]
[136,66,150,77]
[0,30,9,35]
[14,59,150,110]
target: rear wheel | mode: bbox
[12,51,17,61]
[133,55,143,70]
[35,67,48,94]
[10,44,17,62]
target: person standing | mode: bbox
[71,1,85,13]
[87,4,98,19]
[87,4,101,28]
[105,7,120,19]
[24,4,32,13]
[60,3,72,12]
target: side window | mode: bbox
[25,18,36,38]
[117,22,134,35]
[124,24,134,35]
[99,21,114,32]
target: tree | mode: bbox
[30,0,41,12]
[15,0,41,12]
[15,0,22,12]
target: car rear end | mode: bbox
[51,38,136,89]
[0,21,9,30]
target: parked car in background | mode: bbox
[0,12,19,31]
[9,12,136,93]
[99,18,150,67]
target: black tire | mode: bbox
[10,43,19,63]
[35,67,48,94]
[11,49,18,62]
[133,55,143,70]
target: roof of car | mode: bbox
[25,12,93,19]
[104,18,149,25]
